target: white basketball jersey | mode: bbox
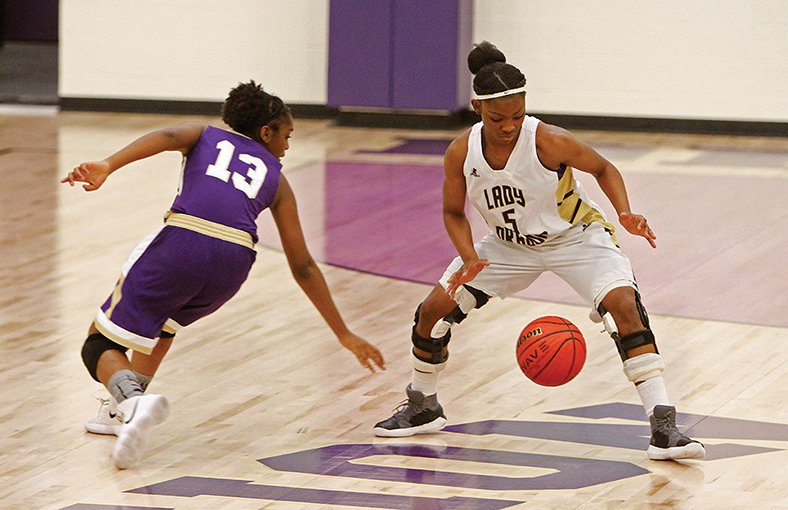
[463,117,613,248]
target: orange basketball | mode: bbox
[516,316,586,386]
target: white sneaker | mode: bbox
[85,396,123,436]
[112,394,169,469]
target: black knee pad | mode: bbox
[81,332,128,382]
[410,284,490,364]
[615,329,658,360]
[599,289,654,360]
[412,303,452,363]
[411,327,450,364]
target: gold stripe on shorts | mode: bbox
[163,211,255,249]
[104,274,125,320]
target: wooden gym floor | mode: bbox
[1,107,787,509]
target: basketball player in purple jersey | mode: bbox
[373,42,704,461]
[62,81,385,469]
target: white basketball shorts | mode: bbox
[439,221,636,311]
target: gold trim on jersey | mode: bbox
[163,211,255,249]
[555,166,620,247]
[161,323,177,335]
[104,274,125,319]
[93,312,156,354]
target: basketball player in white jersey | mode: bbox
[374,41,705,461]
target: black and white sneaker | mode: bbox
[373,384,446,437]
[647,405,705,460]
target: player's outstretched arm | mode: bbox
[61,123,205,191]
[442,133,490,297]
[270,176,385,373]
[537,123,657,248]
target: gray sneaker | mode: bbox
[373,384,447,437]
[647,405,705,460]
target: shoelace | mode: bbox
[94,396,122,421]
[94,396,111,413]
[391,398,419,416]
[653,413,679,433]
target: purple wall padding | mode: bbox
[391,0,472,110]
[328,0,473,111]
[327,1,393,108]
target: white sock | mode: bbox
[636,376,671,416]
[412,367,440,396]
[410,352,445,396]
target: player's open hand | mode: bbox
[445,258,490,297]
[619,212,656,248]
[338,332,385,373]
[60,160,112,191]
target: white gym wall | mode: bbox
[473,0,787,122]
[59,0,329,104]
[59,0,787,122]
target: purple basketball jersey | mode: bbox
[170,126,282,242]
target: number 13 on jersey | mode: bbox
[205,139,269,199]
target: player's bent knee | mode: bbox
[598,290,651,337]
[81,332,128,382]
[615,329,658,360]
[600,290,656,361]
[622,352,665,384]
[429,285,490,334]
[412,328,449,364]
[410,285,490,365]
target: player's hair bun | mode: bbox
[467,41,507,75]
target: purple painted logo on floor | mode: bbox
[108,402,786,510]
